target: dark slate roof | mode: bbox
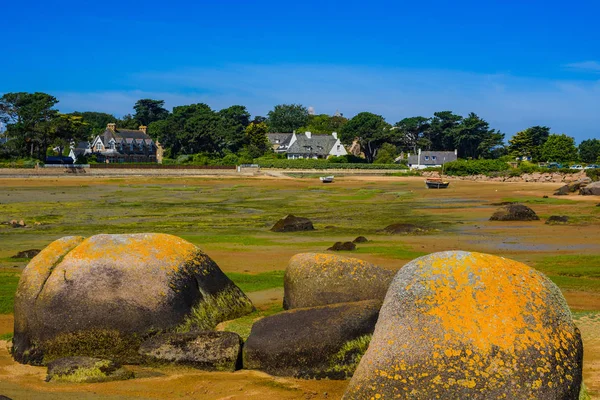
[287,134,337,156]
[76,141,89,149]
[102,128,153,145]
[267,133,294,152]
[408,151,457,165]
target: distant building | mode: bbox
[267,133,295,153]
[407,149,458,169]
[84,123,159,163]
[286,132,347,159]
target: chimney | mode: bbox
[139,125,147,134]
[332,131,338,139]
[305,131,312,139]
[107,123,116,131]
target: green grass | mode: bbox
[226,271,285,293]
[353,244,428,261]
[535,255,600,292]
[501,196,577,205]
[0,333,13,341]
[0,270,20,314]
[220,303,283,340]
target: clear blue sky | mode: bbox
[2,0,599,141]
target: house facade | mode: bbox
[270,131,347,159]
[84,123,158,163]
[407,149,458,169]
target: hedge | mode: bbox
[254,158,408,170]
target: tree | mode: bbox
[447,113,504,159]
[373,143,398,164]
[540,134,578,163]
[579,139,600,163]
[50,114,89,156]
[428,111,462,151]
[508,126,550,161]
[340,112,391,163]
[244,122,271,158]
[217,105,251,153]
[133,99,169,126]
[394,116,430,153]
[267,104,309,133]
[69,111,117,136]
[118,114,141,129]
[299,114,348,134]
[0,92,59,159]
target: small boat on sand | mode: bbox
[425,177,449,189]
[320,175,334,183]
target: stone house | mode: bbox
[407,149,458,169]
[85,123,159,163]
[265,131,347,159]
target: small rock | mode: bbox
[489,203,539,221]
[352,236,368,243]
[46,357,133,383]
[382,223,428,234]
[139,331,242,371]
[546,215,569,225]
[271,215,315,232]
[542,195,548,198]
[327,242,356,251]
[11,249,41,259]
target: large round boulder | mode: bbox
[580,181,600,195]
[344,251,583,400]
[489,203,540,221]
[13,233,254,365]
[243,300,380,379]
[284,253,395,309]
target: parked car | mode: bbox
[569,165,584,170]
[546,162,563,169]
[585,164,600,169]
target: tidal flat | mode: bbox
[0,174,598,399]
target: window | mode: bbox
[95,142,102,151]
[432,156,436,160]
[424,156,429,160]
[129,142,134,152]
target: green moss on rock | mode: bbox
[327,334,372,378]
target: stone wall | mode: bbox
[423,170,588,183]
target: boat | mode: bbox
[425,177,449,189]
[320,175,334,183]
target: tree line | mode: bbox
[1,91,598,164]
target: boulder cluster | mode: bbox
[12,234,584,398]
[554,177,600,196]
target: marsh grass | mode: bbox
[0,270,20,314]
[219,303,283,340]
[226,271,285,293]
[501,196,577,205]
[536,255,600,291]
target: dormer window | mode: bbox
[129,142,134,152]
[425,156,429,160]
[95,141,103,151]
[432,156,437,160]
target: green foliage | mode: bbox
[448,112,505,159]
[69,111,117,136]
[340,112,391,163]
[0,270,20,314]
[443,159,510,176]
[586,168,600,181]
[267,104,309,133]
[220,303,283,340]
[540,134,579,162]
[373,143,398,164]
[327,334,372,378]
[579,383,591,400]
[327,154,367,163]
[254,158,406,169]
[298,113,348,134]
[226,270,284,293]
[0,333,13,341]
[133,99,169,126]
[508,126,550,162]
[394,116,430,153]
[218,105,251,153]
[245,122,271,157]
[579,138,600,163]
[49,359,133,383]
[0,158,40,168]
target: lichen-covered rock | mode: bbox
[327,241,356,251]
[243,300,380,379]
[546,215,569,225]
[344,251,583,400]
[46,357,133,383]
[13,233,254,365]
[139,331,242,371]
[554,178,592,195]
[284,253,395,309]
[382,223,429,234]
[489,203,540,221]
[580,181,600,196]
[352,236,369,243]
[270,215,315,232]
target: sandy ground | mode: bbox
[0,174,599,399]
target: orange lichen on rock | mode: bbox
[343,250,583,400]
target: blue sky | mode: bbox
[2,0,600,141]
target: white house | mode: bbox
[407,149,458,169]
[285,132,348,159]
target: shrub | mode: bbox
[443,159,510,176]
[254,158,407,170]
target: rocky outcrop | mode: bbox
[13,233,254,365]
[580,181,600,196]
[11,249,41,259]
[352,236,368,243]
[270,215,315,232]
[243,300,380,379]
[423,170,588,183]
[554,177,592,195]
[344,251,583,400]
[382,223,429,234]
[489,203,540,221]
[284,253,395,309]
[327,242,356,251]
[139,331,242,371]
[546,215,569,225]
[45,357,133,383]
